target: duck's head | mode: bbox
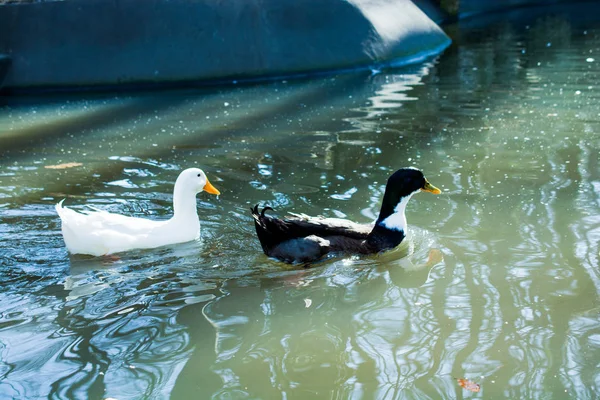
[175,168,221,196]
[386,167,440,199]
[376,167,440,230]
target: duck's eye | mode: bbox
[197,173,201,177]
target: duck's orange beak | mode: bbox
[203,178,220,195]
[421,180,441,194]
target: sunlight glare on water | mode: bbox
[1,3,600,399]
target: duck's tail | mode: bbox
[55,199,87,227]
[250,204,285,254]
[55,199,67,221]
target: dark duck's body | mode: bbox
[251,168,441,264]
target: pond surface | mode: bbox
[1,3,600,399]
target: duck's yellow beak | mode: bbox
[421,180,441,195]
[203,179,221,195]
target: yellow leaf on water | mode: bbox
[45,162,83,170]
[457,378,480,393]
[427,248,444,265]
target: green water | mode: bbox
[1,4,600,399]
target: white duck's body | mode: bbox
[56,168,220,257]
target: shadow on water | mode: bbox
[0,95,188,153]
[0,73,379,208]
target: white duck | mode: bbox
[56,168,220,256]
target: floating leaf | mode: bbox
[45,162,83,170]
[427,248,443,265]
[457,378,480,393]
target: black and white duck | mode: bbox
[251,167,441,264]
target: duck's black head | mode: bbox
[376,167,440,224]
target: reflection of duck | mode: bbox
[56,168,220,256]
[251,168,440,264]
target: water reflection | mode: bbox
[172,233,441,400]
[1,2,600,399]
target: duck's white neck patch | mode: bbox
[379,194,413,232]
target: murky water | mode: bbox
[1,3,600,399]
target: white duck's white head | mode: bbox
[173,168,220,219]
[175,168,220,195]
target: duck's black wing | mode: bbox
[250,205,372,254]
